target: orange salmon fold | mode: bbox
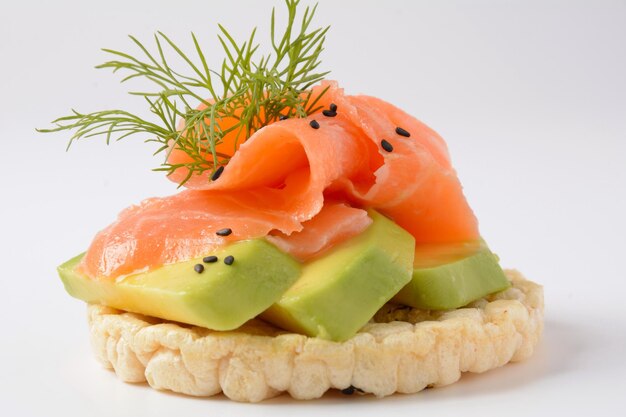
[80,81,479,278]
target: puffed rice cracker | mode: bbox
[87,269,543,402]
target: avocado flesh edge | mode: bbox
[57,239,301,331]
[261,211,415,342]
[393,242,511,310]
[59,215,508,335]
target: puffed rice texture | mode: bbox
[87,269,543,402]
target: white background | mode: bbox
[1,0,625,415]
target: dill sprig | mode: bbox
[38,0,330,185]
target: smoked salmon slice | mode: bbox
[267,203,373,262]
[80,81,479,279]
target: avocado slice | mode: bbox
[392,242,511,310]
[261,211,415,342]
[58,239,301,330]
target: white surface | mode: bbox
[1,0,625,415]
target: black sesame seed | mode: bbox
[322,109,337,117]
[224,255,235,265]
[309,120,320,129]
[279,115,289,121]
[381,139,394,152]
[329,103,337,112]
[395,126,411,137]
[211,165,225,181]
[194,264,204,273]
[203,255,218,263]
[340,385,363,395]
[216,228,232,237]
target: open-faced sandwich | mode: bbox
[41,0,543,402]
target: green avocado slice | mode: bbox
[392,242,511,310]
[58,239,301,330]
[261,210,415,342]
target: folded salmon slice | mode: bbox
[80,81,479,279]
[267,203,373,262]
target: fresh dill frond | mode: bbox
[38,0,330,185]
